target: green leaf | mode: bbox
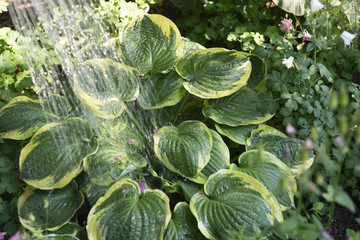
[272,0,305,16]
[0,0,9,13]
[230,150,296,210]
[154,120,212,182]
[20,118,99,190]
[138,70,186,109]
[164,202,205,240]
[0,96,60,140]
[317,63,333,82]
[84,138,146,186]
[174,180,203,202]
[203,87,275,126]
[182,37,206,56]
[87,179,171,240]
[74,58,139,119]
[120,14,183,74]
[247,126,314,175]
[192,129,230,182]
[190,169,283,239]
[245,54,267,93]
[215,124,257,145]
[176,48,251,98]
[18,181,84,232]
[39,235,79,240]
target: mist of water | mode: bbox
[8,0,170,176]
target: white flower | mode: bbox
[341,31,357,47]
[282,56,294,69]
[311,0,325,12]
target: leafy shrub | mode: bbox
[0,14,314,239]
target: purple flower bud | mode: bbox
[334,136,345,148]
[9,232,23,240]
[286,124,297,136]
[138,181,147,194]
[0,232,6,240]
[320,229,332,239]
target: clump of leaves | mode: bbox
[0,14,314,239]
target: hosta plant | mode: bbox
[0,14,314,239]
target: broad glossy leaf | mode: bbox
[87,179,171,240]
[203,87,275,126]
[74,58,139,119]
[84,138,146,186]
[230,150,296,210]
[120,14,183,74]
[174,180,203,202]
[20,118,99,190]
[85,183,112,207]
[39,235,79,240]
[247,127,314,175]
[138,71,186,109]
[191,129,230,183]
[190,169,283,239]
[164,202,205,240]
[18,181,84,232]
[273,0,305,16]
[176,48,251,98]
[0,96,59,140]
[182,37,205,56]
[215,123,257,145]
[154,120,212,179]
[47,222,81,236]
[246,54,267,93]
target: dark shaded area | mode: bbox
[0,11,14,28]
[322,205,360,240]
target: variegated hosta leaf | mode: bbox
[230,150,296,210]
[215,123,257,145]
[174,180,203,202]
[138,71,186,109]
[190,129,230,183]
[154,120,212,179]
[182,37,206,56]
[202,87,275,126]
[39,235,79,240]
[273,0,305,16]
[0,96,60,140]
[246,54,267,93]
[190,169,283,239]
[175,48,251,99]
[18,181,84,232]
[46,222,81,236]
[74,58,139,119]
[84,138,146,186]
[247,126,314,175]
[164,202,205,240]
[85,183,112,207]
[87,179,171,240]
[120,14,183,74]
[20,118,99,190]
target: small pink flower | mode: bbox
[304,31,313,41]
[9,232,23,240]
[286,124,297,136]
[280,18,293,33]
[0,232,6,240]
